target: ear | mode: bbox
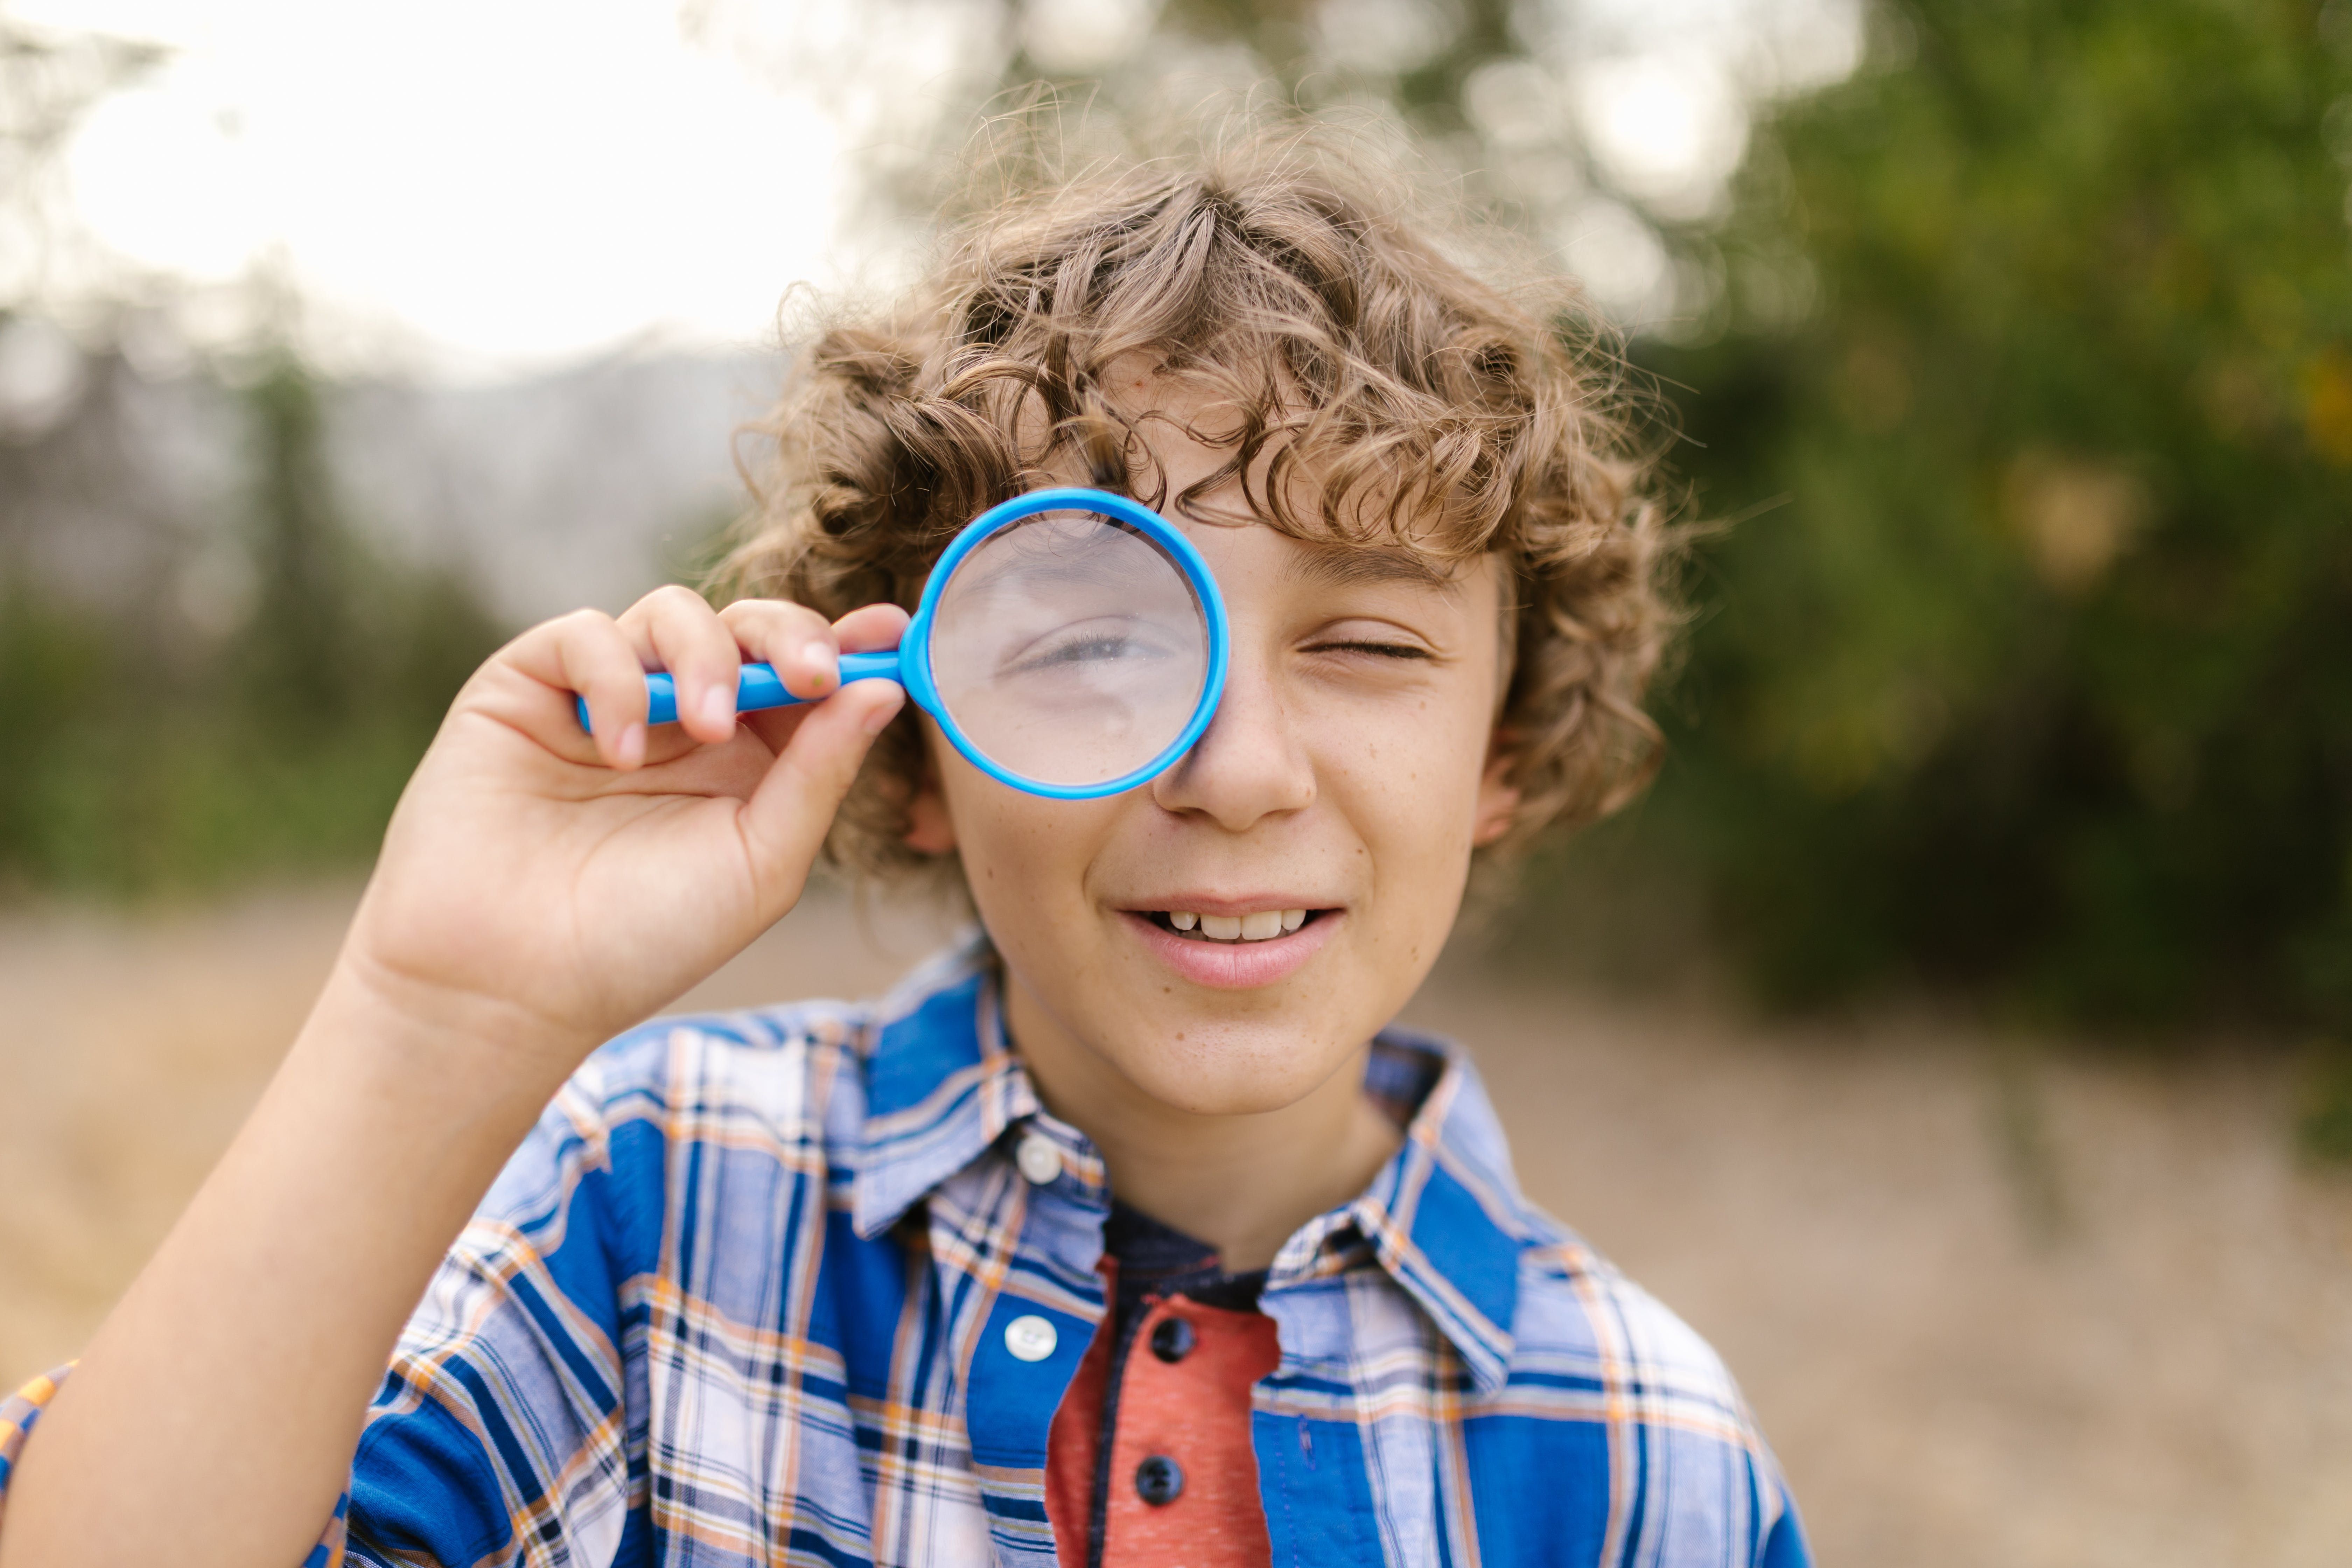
[1470,740,1521,849]
[902,769,958,855]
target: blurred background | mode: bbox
[3,0,2351,1559]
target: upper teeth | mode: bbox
[1168,909,1308,940]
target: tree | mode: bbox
[1637,0,2352,1028]
[0,11,503,891]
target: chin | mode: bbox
[1108,1023,1351,1117]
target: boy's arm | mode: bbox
[0,588,906,1568]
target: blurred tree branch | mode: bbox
[0,9,503,896]
[0,8,167,314]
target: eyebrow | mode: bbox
[1281,545,1462,594]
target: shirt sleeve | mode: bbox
[2,1026,682,1568]
[0,1366,349,1566]
[1761,1481,1812,1568]
[0,1364,70,1525]
[339,1037,668,1568]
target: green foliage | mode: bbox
[0,358,505,895]
[239,357,363,729]
[1631,0,2352,1029]
[2296,1041,2352,1162]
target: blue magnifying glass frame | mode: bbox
[584,486,1230,800]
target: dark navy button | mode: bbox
[1149,1315,1196,1363]
[1134,1454,1184,1506]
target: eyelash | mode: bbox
[1312,639,1432,661]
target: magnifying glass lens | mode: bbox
[927,510,1212,790]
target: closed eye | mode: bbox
[1311,639,1434,660]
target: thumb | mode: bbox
[735,678,907,916]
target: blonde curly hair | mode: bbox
[718,131,1679,879]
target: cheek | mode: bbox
[1315,692,1495,858]
[929,735,1115,914]
[1274,709,1482,992]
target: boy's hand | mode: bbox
[0,587,910,1568]
[338,586,909,1076]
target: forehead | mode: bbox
[1279,538,1464,595]
[1095,365,1484,593]
[1172,518,1496,626]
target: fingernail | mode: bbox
[699,686,734,733]
[616,724,646,767]
[861,696,897,735]
[804,640,836,690]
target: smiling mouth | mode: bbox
[1145,909,1328,943]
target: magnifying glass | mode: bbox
[580,487,1228,799]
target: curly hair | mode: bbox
[718,130,1679,880]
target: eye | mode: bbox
[1001,618,1185,677]
[1026,635,1141,667]
[1310,637,1433,661]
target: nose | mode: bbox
[1149,649,1315,830]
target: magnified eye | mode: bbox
[1004,619,1184,677]
[926,508,1215,787]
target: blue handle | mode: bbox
[575,649,903,733]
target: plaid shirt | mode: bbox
[0,936,1807,1567]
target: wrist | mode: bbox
[301,949,598,1128]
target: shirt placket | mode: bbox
[950,1113,1112,1568]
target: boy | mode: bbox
[0,140,1808,1567]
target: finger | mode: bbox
[724,598,909,758]
[718,598,846,701]
[503,609,652,769]
[620,586,741,746]
[735,676,907,915]
[833,602,912,654]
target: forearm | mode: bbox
[0,587,891,1564]
[0,964,583,1568]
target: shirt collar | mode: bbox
[846,932,1041,1239]
[845,934,1531,1390]
[1340,1029,1531,1392]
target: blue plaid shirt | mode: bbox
[1,936,1807,1567]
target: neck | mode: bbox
[1000,975,1404,1273]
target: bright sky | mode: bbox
[22,0,868,372]
[19,0,1859,371]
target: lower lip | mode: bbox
[1120,910,1340,990]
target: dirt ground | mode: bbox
[4,882,2349,1564]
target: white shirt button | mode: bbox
[1003,1314,1058,1362]
[1014,1133,1063,1186]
